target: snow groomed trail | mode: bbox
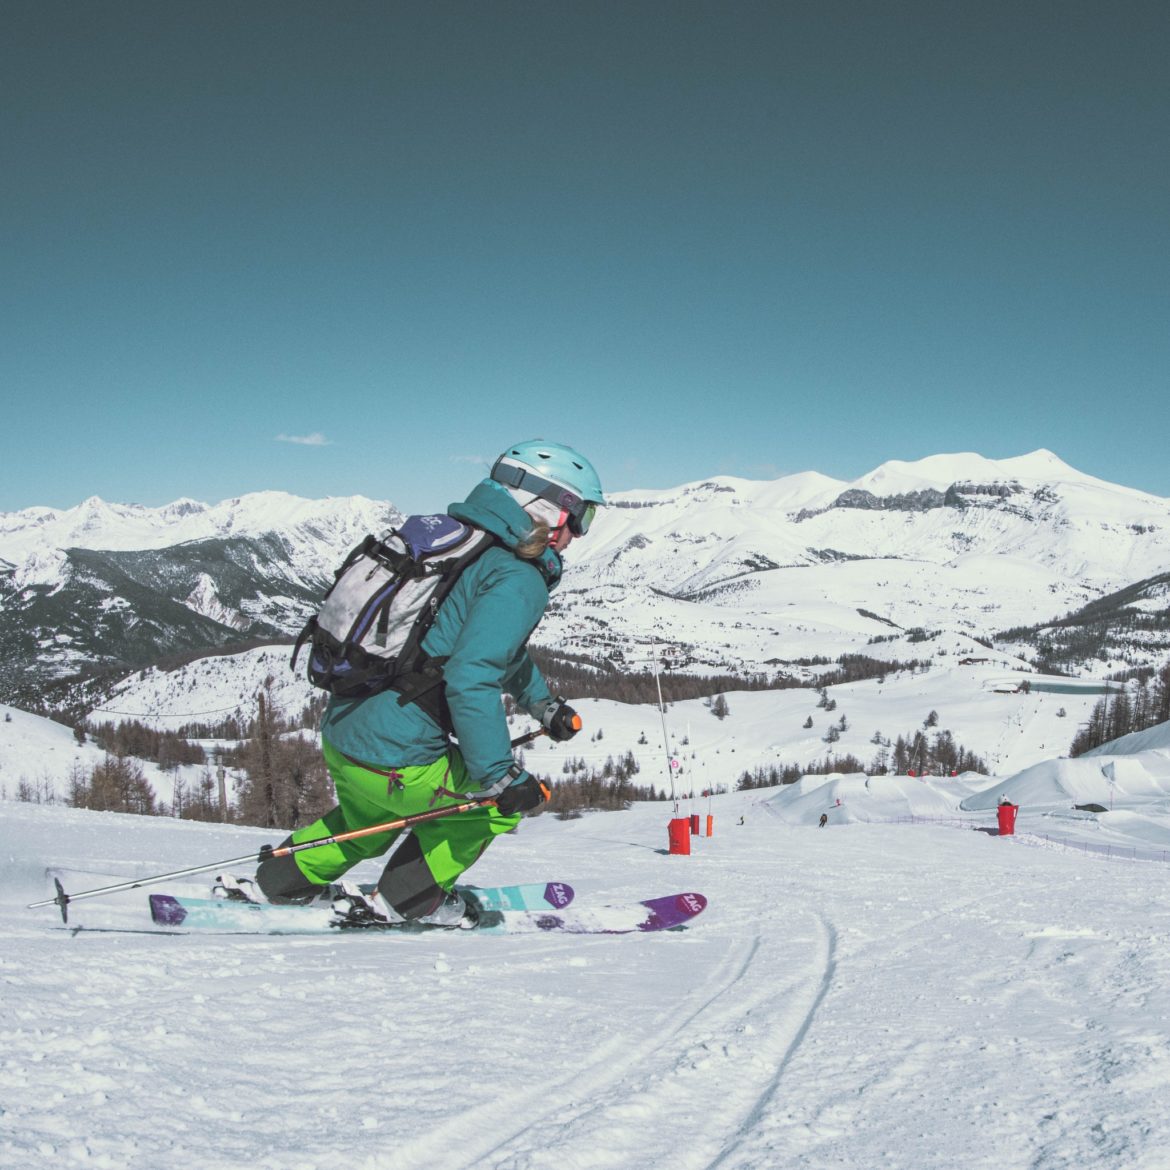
[5,792,1170,1170]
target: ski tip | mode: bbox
[543,881,574,909]
[643,891,707,914]
[149,894,189,927]
[636,891,708,931]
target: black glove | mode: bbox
[540,697,581,742]
[494,770,551,816]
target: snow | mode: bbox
[560,452,1170,680]
[0,660,1130,806]
[5,450,1170,1165]
[839,448,1144,500]
[0,705,113,800]
[7,726,1170,1169]
[518,664,1113,784]
[0,491,398,561]
[0,702,235,812]
[6,451,1170,694]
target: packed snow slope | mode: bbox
[6,734,1170,1170]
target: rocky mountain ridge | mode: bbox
[2,450,1167,711]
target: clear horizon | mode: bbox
[4,445,1165,516]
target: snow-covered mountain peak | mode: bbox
[0,491,401,562]
[609,469,845,514]
[998,448,1077,477]
[849,449,1132,498]
[159,498,209,521]
[853,451,1030,494]
[3,449,1169,707]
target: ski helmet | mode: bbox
[490,439,605,536]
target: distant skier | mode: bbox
[818,813,829,828]
[248,440,606,928]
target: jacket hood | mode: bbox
[449,480,562,587]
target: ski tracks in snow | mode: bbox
[390,908,838,1170]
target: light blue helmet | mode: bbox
[491,439,605,536]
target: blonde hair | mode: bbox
[514,521,550,559]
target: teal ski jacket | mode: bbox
[320,479,560,791]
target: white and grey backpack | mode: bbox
[292,514,495,704]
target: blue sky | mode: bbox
[3,1,1168,515]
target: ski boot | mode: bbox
[329,881,404,930]
[212,873,263,904]
[427,889,502,930]
[329,883,493,930]
[424,889,481,930]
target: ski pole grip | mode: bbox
[540,698,582,741]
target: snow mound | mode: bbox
[961,750,1170,812]
[764,771,985,826]
[1085,719,1170,758]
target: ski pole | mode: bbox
[510,726,551,749]
[31,725,553,922]
[29,799,491,923]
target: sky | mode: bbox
[3,1,1168,515]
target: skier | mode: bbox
[248,439,605,928]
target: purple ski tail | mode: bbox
[150,895,188,926]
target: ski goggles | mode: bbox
[492,460,600,536]
[568,500,598,537]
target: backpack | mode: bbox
[291,514,496,705]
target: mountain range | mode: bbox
[0,493,400,707]
[2,450,1168,715]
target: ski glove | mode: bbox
[540,697,582,742]
[494,769,551,817]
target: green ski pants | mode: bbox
[288,737,521,892]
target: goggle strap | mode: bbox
[492,460,584,515]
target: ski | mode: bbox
[146,886,706,935]
[148,880,574,932]
[480,892,707,935]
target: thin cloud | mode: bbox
[275,433,333,447]
[451,453,490,468]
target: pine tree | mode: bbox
[235,683,333,829]
[181,766,223,822]
[82,756,157,815]
[241,686,280,827]
[1157,665,1170,724]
